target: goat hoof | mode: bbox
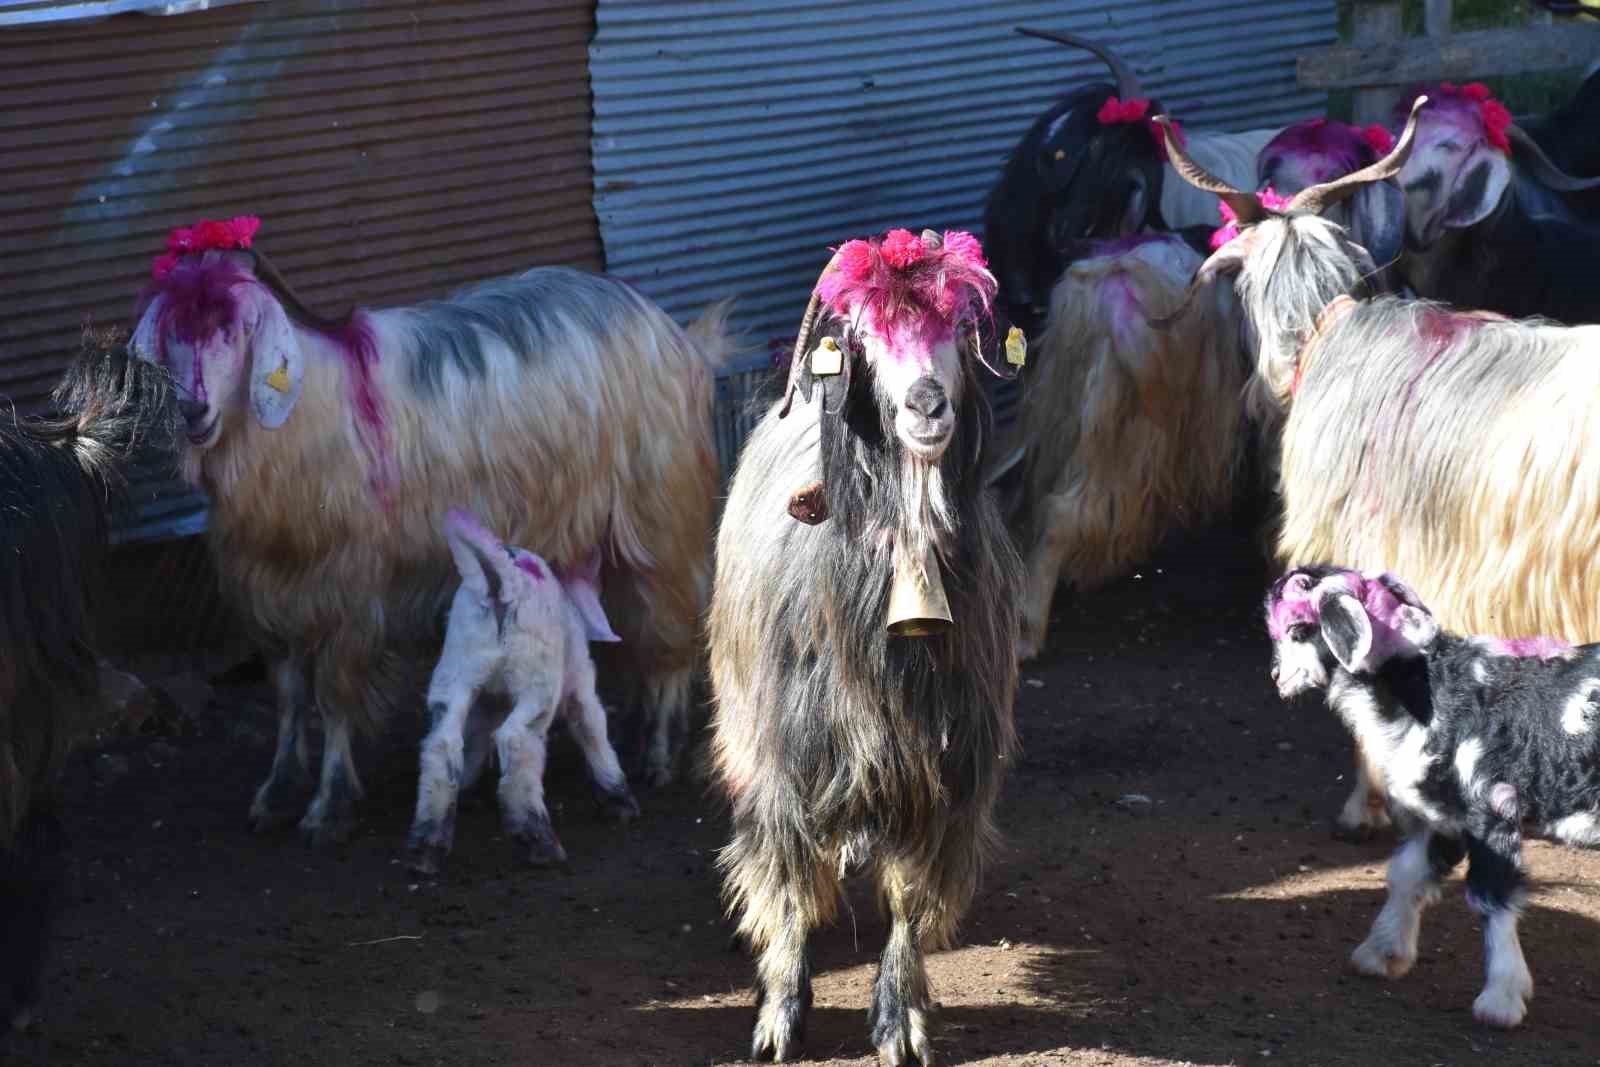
[594,784,641,823]
[407,843,447,877]
[750,995,807,1061]
[876,998,934,1062]
[1473,986,1528,1029]
[508,816,568,867]
[298,815,355,848]
[1350,937,1414,979]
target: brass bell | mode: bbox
[886,541,954,637]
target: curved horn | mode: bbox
[1014,26,1141,101]
[777,252,840,418]
[1151,115,1266,226]
[1506,124,1600,192]
[250,250,352,334]
[1288,95,1428,216]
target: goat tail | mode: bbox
[684,297,740,376]
[43,331,181,489]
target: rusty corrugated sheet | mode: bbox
[0,0,601,542]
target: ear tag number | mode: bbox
[1005,326,1028,367]
[810,336,844,377]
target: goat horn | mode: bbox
[250,250,352,334]
[1151,116,1267,226]
[778,252,840,419]
[1506,124,1600,192]
[1288,95,1428,216]
[1014,26,1141,101]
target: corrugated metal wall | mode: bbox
[590,0,1335,382]
[0,0,601,543]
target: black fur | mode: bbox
[0,335,178,1032]
[982,84,1167,337]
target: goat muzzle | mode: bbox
[886,541,953,637]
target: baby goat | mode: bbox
[1266,564,1600,1029]
[407,509,637,875]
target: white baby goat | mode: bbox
[408,508,638,874]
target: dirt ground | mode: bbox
[9,525,1600,1067]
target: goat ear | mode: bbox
[1440,146,1510,230]
[242,287,305,428]
[561,559,621,644]
[1350,180,1404,271]
[1318,592,1375,673]
[130,294,167,365]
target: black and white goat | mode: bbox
[1389,83,1600,323]
[407,509,636,875]
[709,228,1021,1064]
[1152,99,1600,837]
[1,336,179,1033]
[1266,564,1600,1029]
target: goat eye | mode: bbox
[1287,623,1313,641]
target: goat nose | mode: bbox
[1270,666,1281,684]
[903,377,948,420]
[177,396,208,422]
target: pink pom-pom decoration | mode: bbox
[151,215,265,281]
[1361,124,1395,155]
[879,228,927,270]
[941,230,987,272]
[1479,98,1512,154]
[1209,186,1291,249]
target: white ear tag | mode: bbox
[1005,325,1028,367]
[265,360,292,393]
[810,335,843,377]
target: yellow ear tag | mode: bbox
[1054,149,1066,161]
[810,336,843,377]
[1005,325,1028,367]
[265,362,292,394]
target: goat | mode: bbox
[1,335,179,1033]
[1509,63,1600,212]
[1266,564,1600,1029]
[408,508,636,875]
[1255,118,1406,289]
[1389,83,1600,323]
[130,217,729,846]
[984,28,1274,338]
[1152,97,1600,838]
[1011,232,1249,660]
[709,228,1021,1064]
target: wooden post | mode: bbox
[1351,0,1405,124]
[1423,0,1451,38]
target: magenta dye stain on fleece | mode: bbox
[514,556,546,581]
[1479,635,1574,660]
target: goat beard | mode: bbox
[896,454,955,569]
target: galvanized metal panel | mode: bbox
[0,0,263,27]
[0,0,601,543]
[591,0,1335,469]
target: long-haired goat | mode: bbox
[1011,232,1249,661]
[709,228,1021,1064]
[1267,565,1600,1028]
[1389,83,1600,323]
[1,336,179,1033]
[130,218,729,845]
[1155,98,1600,837]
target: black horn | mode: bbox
[1015,26,1142,101]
